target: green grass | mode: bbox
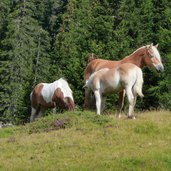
[0,127,14,138]
[0,110,171,171]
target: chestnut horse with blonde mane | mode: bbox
[84,43,164,114]
[30,78,75,122]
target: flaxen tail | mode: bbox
[133,68,144,97]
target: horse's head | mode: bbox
[53,88,75,111]
[63,97,75,111]
[144,43,164,72]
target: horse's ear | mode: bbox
[150,43,153,48]
[155,44,159,48]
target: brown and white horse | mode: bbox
[30,78,75,122]
[84,43,164,114]
[84,63,144,118]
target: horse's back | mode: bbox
[38,82,55,103]
[85,59,120,80]
[41,80,66,103]
[118,63,141,75]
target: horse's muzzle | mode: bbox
[156,64,164,72]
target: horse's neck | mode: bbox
[121,48,146,68]
[57,80,73,100]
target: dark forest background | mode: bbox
[0,0,171,124]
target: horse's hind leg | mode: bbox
[84,88,90,109]
[30,105,42,122]
[36,106,46,119]
[84,88,92,109]
[52,107,56,114]
[90,93,96,109]
[118,90,126,118]
[30,107,38,122]
[132,94,137,117]
[133,95,137,109]
[94,90,101,115]
[126,87,135,119]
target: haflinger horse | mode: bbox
[30,78,75,122]
[84,63,144,118]
[84,43,164,115]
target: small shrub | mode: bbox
[53,118,72,130]
[24,112,78,134]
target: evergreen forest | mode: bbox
[0,0,171,124]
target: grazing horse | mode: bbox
[30,78,75,122]
[84,63,144,118]
[84,43,164,115]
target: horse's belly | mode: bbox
[39,100,55,108]
[103,84,122,95]
[101,73,122,95]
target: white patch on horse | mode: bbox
[41,82,58,103]
[41,78,73,103]
[59,78,74,101]
[152,46,161,61]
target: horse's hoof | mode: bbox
[117,114,121,119]
[127,116,136,119]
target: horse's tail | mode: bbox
[83,79,89,89]
[133,68,144,97]
[83,84,87,89]
[83,73,94,89]
[30,91,33,101]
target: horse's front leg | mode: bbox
[36,106,46,119]
[117,90,126,118]
[30,107,37,122]
[131,94,137,118]
[52,107,56,114]
[94,90,101,115]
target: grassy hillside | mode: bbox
[0,110,171,171]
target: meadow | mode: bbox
[0,110,171,171]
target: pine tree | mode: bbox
[0,0,50,123]
[0,0,171,124]
[0,0,11,122]
[153,0,171,110]
[54,0,118,105]
[112,0,170,110]
[0,1,10,43]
